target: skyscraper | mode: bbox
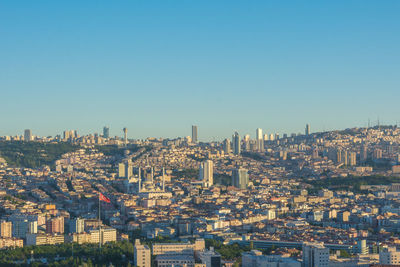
[199,160,213,187]
[361,144,368,162]
[232,132,241,155]
[256,128,263,152]
[192,125,198,143]
[103,126,110,138]
[244,134,250,151]
[123,128,128,145]
[223,138,231,154]
[232,168,249,189]
[63,130,77,140]
[69,218,85,234]
[305,124,310,136]
[24,129,32,141]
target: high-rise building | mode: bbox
[70,218,85,234]
[349,152,357,166]
[11,219,29,238]
[256,128,262,140]
[357,240,368,255]
[305,124,310,136]
[28,221,38,234]
[199,160,213,187]
[125,162,133,179]
[244,134,250,151]
[63,130,77,140]
[123,128,128,145]
[134,239,151,267]
[336,149,342,164]
[232,168,249,189]
[269,133,275,141]
[256,128,263,152]
[223,139,231,154]
[46,217,64,234]
[342,150,349,166]
[361,144,368,162]
[302,242,329,267]
[232,132,241,155]
[103,126,110,138]
[0,220,12,238]
[24,129,32,141]
[118,163,126,178]
[192,125,198,143]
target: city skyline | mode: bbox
[1,121,397,142]
[2,1,400,265]
[1,1,400,139]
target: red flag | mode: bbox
[99,192,110,203]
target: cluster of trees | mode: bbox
[307,175,400,193]
[0,241,134,266]
[0,141,78,168]
[172,168,198,179]
[205,239,250,260]
[214,174,232,186]
[92,145,135,157]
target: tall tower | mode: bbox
[256,128,263,152]
[123,128,128,145]
[305,124,310,136]
[192,125,198,143]
[24,129,32,142]
[232,132,241,155]
[244,134,250,151]
[103,126,110,139]
[223,138,231,154]
[199,160,213,187]
[232,168,249,189]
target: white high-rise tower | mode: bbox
[199,160,213,187]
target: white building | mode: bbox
[89,227,117,244]
[199,160,213,187]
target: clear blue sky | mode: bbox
[1,1,399,140]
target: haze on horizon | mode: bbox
[1,1,399,140]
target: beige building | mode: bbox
[380,246,400,265]
[89,227,117,244]
[134,239,151,267]
[0,237,23,249]
[65,233,92,244]
[26,233,64,246]
[152,239,205,255]
[0,220,12,238]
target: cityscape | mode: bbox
[1,124,400,266]
[1,1,400,267]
